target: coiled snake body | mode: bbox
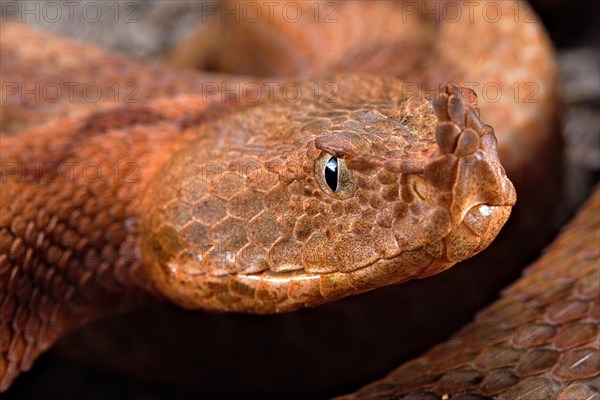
[0,1,597,398]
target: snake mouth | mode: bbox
[355,199,512,271]
[309,200,514,302]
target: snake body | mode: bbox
[0,1,592,397]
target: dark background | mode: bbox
[3,1,599,399]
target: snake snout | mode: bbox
[428,84,516,226]
[447,128,517,225]
[411,84,518,263]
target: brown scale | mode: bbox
[336,188,600,399]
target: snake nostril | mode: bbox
[412,176,429,200]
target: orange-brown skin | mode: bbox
[0,0,561,394]
[336,187,600,400]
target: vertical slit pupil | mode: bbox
[325,157,338,192]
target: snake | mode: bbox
[0,1,597,398]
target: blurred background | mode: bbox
[2,1,599,399]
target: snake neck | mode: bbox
[0,97,237,387]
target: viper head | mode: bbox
[141,77,515,312]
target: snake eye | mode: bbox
[315,152,356,199]
[324,157,339,191]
